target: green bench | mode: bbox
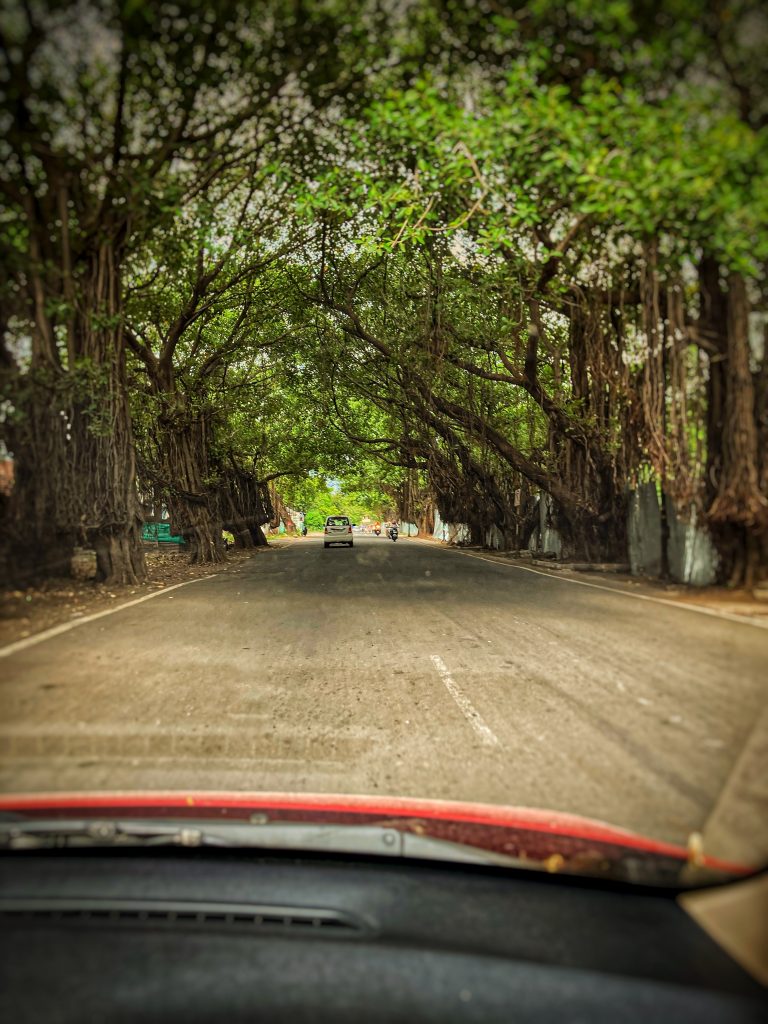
[141,522,186,545]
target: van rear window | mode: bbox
[326,516,350,526]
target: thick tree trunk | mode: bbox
[250,524,269,546]
[159,409,226,565]
[77,247,146,584]
[3,244,145,585]
[93,526,145,582]
[231,526,256,549]
[217,463,272,551]
[2,383,78,584]
[554,482,629,563]
[184,519,226,564]
[418,503,435,537]
[519,496,540,550]
[701,265,768,586]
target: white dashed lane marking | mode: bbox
[430,655,499,747]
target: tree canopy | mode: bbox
[1,0,766,586]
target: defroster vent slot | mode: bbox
[0,898,367,936]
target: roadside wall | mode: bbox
[664,497,718,586]
[485,524,504,550]
[535,493,563,559]
[628,483,662,575]
[626,482,718,584]
[432,510,471,545]
[431,485,718,586]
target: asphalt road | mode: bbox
[1,535,767,863]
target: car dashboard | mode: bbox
[1,847,765,1022]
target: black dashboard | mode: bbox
[1,849,765,1022]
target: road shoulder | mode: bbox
[410,537,768,629]
[0,546,282,650]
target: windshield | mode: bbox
[0,0,767,887]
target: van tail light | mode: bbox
[348,526,352,534]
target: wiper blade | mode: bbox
[0,818,526,868]
[0,819,211,850]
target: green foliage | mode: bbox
[3,0,766,575]
[286,476,389,531]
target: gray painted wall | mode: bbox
[628,483,718,584]
[433,510,471,545]
[628,484,662,576]
[431,485,718,586]
[665,498,718,586]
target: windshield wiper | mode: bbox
[0,818,526,869]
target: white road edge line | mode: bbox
[414,540,768,631]
[430,654,499,747]
[0,575,219,659]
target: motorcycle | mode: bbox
[374,528,381,536]
[388,526,398,542]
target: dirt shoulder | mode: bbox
[412,538,768,628]
[0,545,283,649]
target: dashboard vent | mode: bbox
[0,899,367,936]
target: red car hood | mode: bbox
[0,791,751,880]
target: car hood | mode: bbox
[0,791,752,884]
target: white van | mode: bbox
[323,515,353,548]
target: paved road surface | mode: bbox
[1,536,767,863]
